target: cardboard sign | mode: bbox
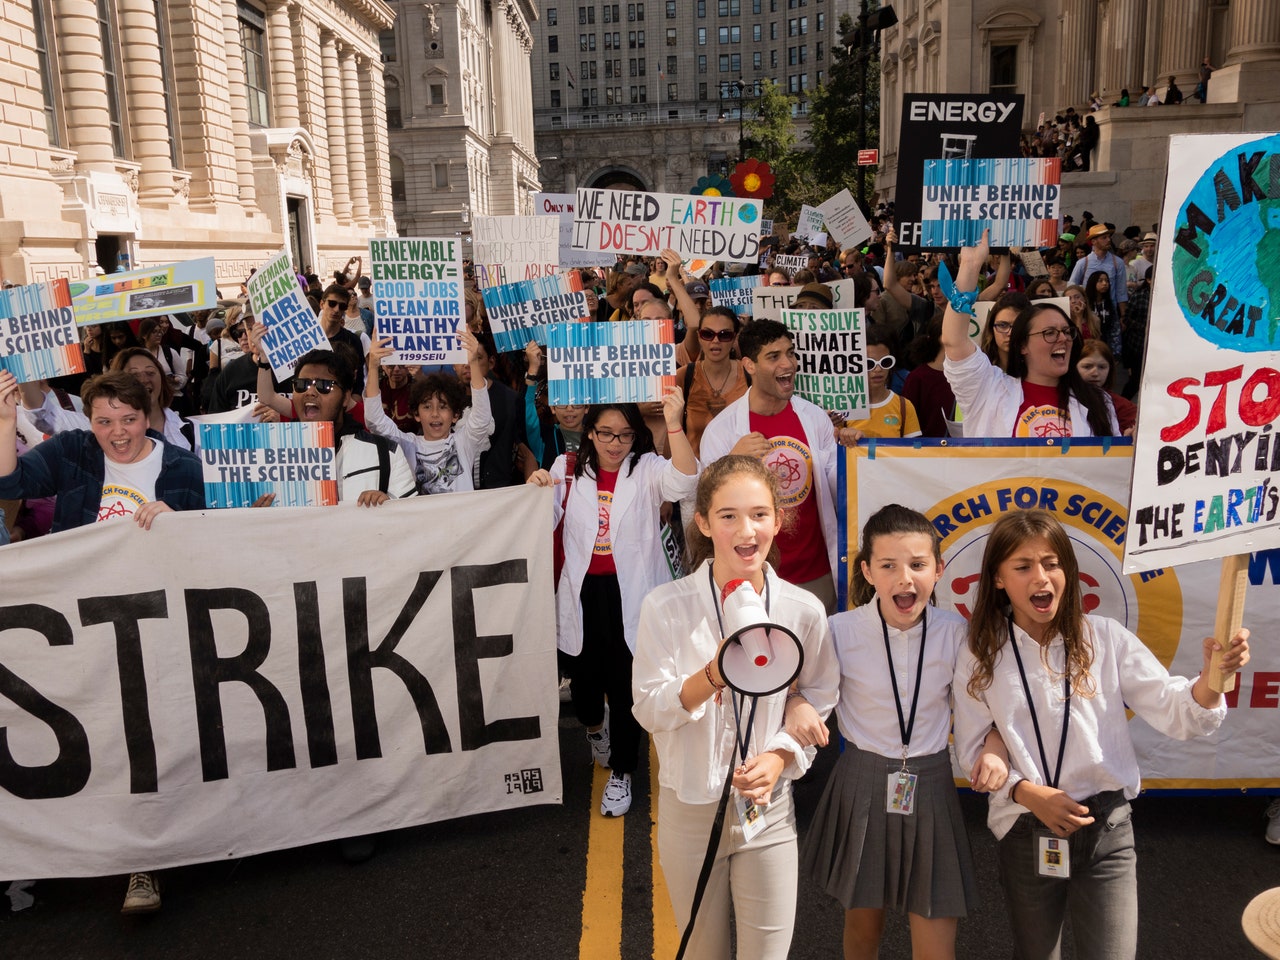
[709,275,761,317]
[369,237,466,365]
[893,94,1024,251]
[1124,131,1280,573]
[247,250,328,381]
[571,189,762,264]
[546,318,676,405]
[773,254,809,274]
[532,193,607,270]
[781,307,869,418]
[0,280,85,383]
[920,157,1062,248]
[481,272,590,354]
[198,421,338,508]
[69,257,218,326]
[471,216,560,289]
[817,189,874,250]
[795,204,826,242]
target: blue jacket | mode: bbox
[0,430,205,533]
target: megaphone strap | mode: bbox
[879,606,928,765]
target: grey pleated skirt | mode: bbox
[801,743,979,917]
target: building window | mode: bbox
[153,0,182,165]
[667,82,678,101]
[666,0,676,16]
[628,3,645,21]
[698,82,707,100]
[816,41,823,60]
[697,0,705,15]
[578,6,594,24]
[990,44,1018,95]
[697,27,706,44]
[816,12,824,29]
[551,88,562,107]
[430,83,445,105]
[718,54,728,71]
[385,78,402,127]
[434,163,449,188]
[698,54,707,73]
[550,62,560,80]
[753,0,761,11]
[799,16,808,33]
[98,0,129,154]
[549,35,559,52]
[379,29,396,62]
[666,27,677,45]
[32,0,61,146]
[547,7,557,25]
[630,85,647,103]
[666,55,677,74]
[717,0,740,12]
[390,156,406,200]
[770,21,778,39]
[753,23,761,41]
[770,49,777,67]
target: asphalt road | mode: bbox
[4,709,1277,959]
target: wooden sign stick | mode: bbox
[1210,554,1250,694]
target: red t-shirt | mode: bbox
[749,405,830,584]
[586,467,618,575]
[1013,381,1071,439]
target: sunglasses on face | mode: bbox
[867,355,896,370]
[325,298,347,309]
[292,377,339,394]
[227,325,245,339]
[698,327,736,343]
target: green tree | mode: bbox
[743,79,824,222]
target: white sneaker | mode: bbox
[1267,799,1280,845]
[587,703,611,768]
[121,872,161,914]
[601,772,632,817]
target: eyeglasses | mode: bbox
[593,429,637,445]
[292,377,340,394]
[698,327,736,343]
[227,325,245,339]
[325,298,347,309]
[992,321,1014,334]
[1028,326,1078,344]
[867,355,896,370]
[842,263,859,272]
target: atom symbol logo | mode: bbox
[769,451,803,488]
[98,500,132,522]
[1033,419,1070,438]
[597,505,611,541]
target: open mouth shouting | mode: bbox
[1029,590,1056,614]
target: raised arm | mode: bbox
[978,252,1012,302]
[882,228,914,310]
[940,230,989,362]
[663,248,703,363]
[247,322,294,416]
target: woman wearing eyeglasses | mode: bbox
[528,395,699,818]
[676,305,749,458]
[978,291,1031,372]
[942,232,1118,439]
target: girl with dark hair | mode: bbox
[1085,270,1124,371]
[941,232,1118,438]
[632,455,839,959]
[528,393,698,817]
[953,510,1250,960]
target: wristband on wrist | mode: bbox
[704,661,726,691]
[257,360,273,370]
[667,424,683,434]
[938,260,978,316]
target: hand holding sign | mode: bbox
[660,384,685,433]
[1200,623,1251,701]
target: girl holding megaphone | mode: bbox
[633,455,840,959]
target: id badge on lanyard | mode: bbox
[880,609,926,816]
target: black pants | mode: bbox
[566,573,641,774]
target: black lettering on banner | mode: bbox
[0,605,91,799]
[293,581,337,768]
[77,591,168,794]
[343,572,452,759]
[184,588,296,782]
[451,562,540,750]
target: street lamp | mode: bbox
[847,2,897,210]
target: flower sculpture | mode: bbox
[691,174,735,197]
[729,159,775,200]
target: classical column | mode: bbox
[1226,0,1280,62]
[322,33,352,222]
[1056,0,1096,110]
[1156,0,1208,91]
[267,0,299,127]
[359,55,392,230]
[53,0,116,169]
[342,48,371,224]
[1098,0,1146,101]
[118,0,178,201]
[223,0,257,206]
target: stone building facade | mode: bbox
[380,0,541,239]
[1,0,397,289]
[876,0,1280,229]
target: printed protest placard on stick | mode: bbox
[920,157,1061,248]
[795,204,826,242]
[753,286,790,323]
[0,279,85,382]
[781,307,869,418]
[198,421,338,508]
[546,318,676,405]
[481,272,590,354]
[817,189,874,250]
[571,189,762,264]
[533,193,606,270]
[369,237,465,364]
[248,250,328,380]
[773,253,809,274]
[709,275,760,317]
[69,257,218,326]
[1123,131,1280,574]
[471,215,560,289]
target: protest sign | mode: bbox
[919,157,1061,247]
[546,318,676,405]
[481,272,590,354]
[1018,248,1049,277]
[795,204,825,242]
[893,94,1024,251]
[816,189,873,250]
[198,421,338,508]
[532,193,605,270]
[1124,131,1280,574]
[773,254,808,274]
[781,307,868,418]
[839,439,1280,791]
[0,487,561,878]
[0,280,85,382]
[369,237,465,364]
[247,250,328,380]
[752,286,790,323]
[571,188,762,264]
[471,215,560,289]
[760,218,774,237]
[68,257,218,326]
[709,275,760,317]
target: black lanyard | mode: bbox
[879,606,927,763]
[709,563,768,766]
[1007,616,1071,790]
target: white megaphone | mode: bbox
[716,579,804,696]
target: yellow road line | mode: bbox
[650,741,680,959]
[580,763,624,960]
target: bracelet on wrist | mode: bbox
[667,424,683,434]
[704,661,726,691]
[257,360,273,371]
[937,261,978,316]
